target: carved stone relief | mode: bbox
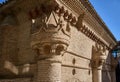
[30,1,76,59]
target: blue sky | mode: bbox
[0,0,4,3]
[89,0,120,41]
[0,0,120,40]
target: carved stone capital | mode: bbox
[30,2,72,61]
[33,43,67,55]
[92,43,107,68]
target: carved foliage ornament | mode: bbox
[35,43,67,55]
[92,43,107,68]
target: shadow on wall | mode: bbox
[116,62,120,82]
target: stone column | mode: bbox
[37,59,61,82]
[92,43,107,82]
[30,1,71,81]
[32,43,67,82]
[93,68,101,82]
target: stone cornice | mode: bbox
[0,0,117,50]
[28,3,110,50]
[60,0,117,47]
[56,1,111,50]
[76,20,110,50]
[80,0,117,43]
[81,0,116,40]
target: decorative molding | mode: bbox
[28,4,77,26]
[33,43,67,60]
[75,17,110,50]
[29,1,110,52]
[0,0,117,49]
[65,50,91,60]
[0,0,112,51]
[61,0,116,44]
[54,5,77,26]
[62,64,91,70]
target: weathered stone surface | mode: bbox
[0,78,32,82]
[0,0,117,82]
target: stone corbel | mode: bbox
[76,13,85,30]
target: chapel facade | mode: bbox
[0,0,117,82]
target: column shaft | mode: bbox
[36,56,61,82]
[93,68,102,82]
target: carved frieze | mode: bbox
[29,0,110,61]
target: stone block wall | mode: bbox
[17,13,35,65]
[61,25,94,82]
